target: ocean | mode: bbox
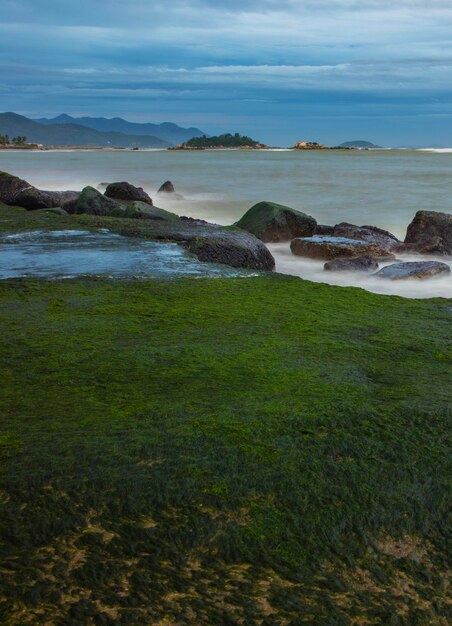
[1,148,451,298]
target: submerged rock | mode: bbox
[158,180,175,193]
[375,261,450,280]
[236,201,316,242]
[291,236,394,261]
[105,182,153,206]
[324,256,379,272]
[404,210,452,255]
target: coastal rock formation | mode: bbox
[123,202,180,221]
[76,186,124,216]
[158,180,175,193]
[184,230,275,270]
[375,261,450,280]
[315,224,334,236]
[293,141,325,150]
[0,171,33,205]
[332,222,400,250]
[14,188,79,212]
[236,201,316,242]
[105,182,153,206]
[324,256,379,272]
[290,236,394,261]
[403,210,452,255]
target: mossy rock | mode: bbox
[34,207,69,216]
[124,202,181,222]
[235,201,316,242]
[75,186,125,217]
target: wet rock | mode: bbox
[35,207,69,216]
[123,202,180,222]
[75,186,126,217]
[105,182,153,206]
[324,256,379,272]
[158,180,175,193]
[332,222,400,249]
[236,201,316,242]
[13,188,79,212]
[184,230,275,271]
[375,261,450,280]
[404,210,452,255]
[291,236,394,261]
[315,224,334,236]
[0,171,32,205]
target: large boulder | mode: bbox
[123,202,180,222]
[158,180,175,193]
[332,222,400,250]
[235,201,316,242]
[324,256,379,272]
[75,186,125,216]
[13,188,79,212]
[375,261,450,280]
[104,182,153,206]
[404,211,452,255]
[184,230,275,271]
[291,236,394,261]
[0,171,32,205]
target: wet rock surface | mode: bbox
[0,171,31,204]
[404,210,452,255]
[375,261,450,280]
[158,180,175,193]
[104,182,153,206]
[332,222,400,249]
[291,236,394,261]
[324,256,379,272]
[236,201,316,242]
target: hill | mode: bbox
[35,114,204,146]
[339,140,382,148]
[0,112,170,148]
[182,132,265,148]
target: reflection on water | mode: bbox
[0,230,254,280]
[268,243,452,299]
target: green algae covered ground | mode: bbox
[0,204,451,624]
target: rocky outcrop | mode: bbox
[324,256,379,272]
[184,229,275,271]
[75,186,124,216]
[158,181,175,193]
[123,202,180,222]
[403,211,452,255]
[332,222,400,250]
[104,182,153,206]
[375,261,450,280]
[315,224,334,236]
[291,236,394,261]
[236,201,316,243]
[0,171,33,205]
[13,188,79,212]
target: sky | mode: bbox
[1,0,452,146]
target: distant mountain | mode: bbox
[0,113,170,148]
[35,114,204,145]
[339,140,382,149]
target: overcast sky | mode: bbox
[2,0,452,145]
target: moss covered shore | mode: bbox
[0,204,451,624]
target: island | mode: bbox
[173,132,267,149]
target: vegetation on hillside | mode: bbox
[0,200,450,623]
[182,132,264,148]
[0,135,27,145]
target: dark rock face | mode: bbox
[0,171,32,205]
[375,261,450,280]
[324,256,379,272]
[291,236,394,261]
[184,230,275,271]
[104,182,153,206]
[13,188,79,212]
[404,211,452,255]
[332,222,400,249]
[158,180,175,193]
[315,224,334,236]
[236,201,316,242]
[75,186,125,216]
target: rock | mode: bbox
[158,180,175,193]
[34,207,69,216]
[0,171,32,205]
[375,261,450,280]
[235,201,316,242]
[123,202,180,222]
[291,236,394,261]
[315,224,334,236]
[332,222,400,249]
[96,182,111,191]
[184,230,275,271]
[324,256,379,272]
[404,210,452,255]
[75,186,125,217]
[13,188,79,212]
[104,182,153,206]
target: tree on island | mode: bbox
[12,136,27,145]
[0,134,9,145]
[182,132,264,148]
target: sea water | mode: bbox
[1,148,451,297]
